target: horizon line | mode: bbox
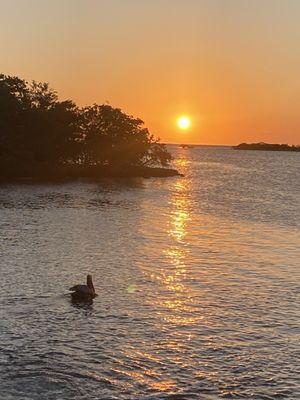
[164,141,300,146]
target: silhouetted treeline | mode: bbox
[0,74,174,180]
[233,142,300,152]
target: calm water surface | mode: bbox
[0,146,299,399]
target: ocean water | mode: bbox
[0,146,299,399]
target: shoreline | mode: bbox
[0,166,182,183]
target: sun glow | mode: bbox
[177,116,191,130]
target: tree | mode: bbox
[0,73,172,178]
[81,104,171,167]
[0,74,32,173]
[0,74,82,173]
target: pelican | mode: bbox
[69,274,96,302]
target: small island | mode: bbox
[0,74,180,182]
[233,142,300,152]
[180,144,194,149]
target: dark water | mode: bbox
[0,146,299,399]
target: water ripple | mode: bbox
[0,146,299,399]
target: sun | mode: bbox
[177,116,191,130]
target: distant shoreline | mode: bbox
[233,143,300,152]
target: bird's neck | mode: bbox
[88,280,95,294]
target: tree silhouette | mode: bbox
[81,104,171,167]
[0,73,172,179]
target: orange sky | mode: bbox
[1,0,300,144]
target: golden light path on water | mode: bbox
[150,154,206,329]
[123,153,206,390]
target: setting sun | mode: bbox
[177,116,191,130]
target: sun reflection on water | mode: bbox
[155,173,200,325]
[168,180,191,243]
[169,207,189,242]
[128,157,205,391]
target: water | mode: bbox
[0,146,299,399]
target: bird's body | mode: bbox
[69,275,96,303]
[69,284,94,294]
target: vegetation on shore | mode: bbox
[0,74,177,180]
[233,142,300,152]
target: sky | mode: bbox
[1,0,300,145]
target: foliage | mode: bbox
[0,73,171,177]
[80,104,171,167]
